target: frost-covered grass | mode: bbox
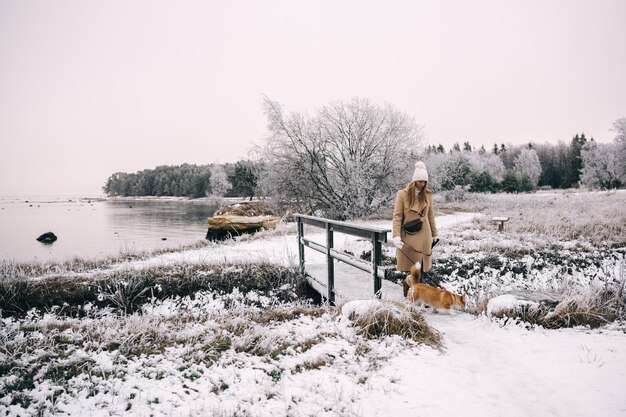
[480,263,626,329]
[0,259,441,416]
[0,239,214,278]
[0,262,310,317]
[1,191,626,416]
[434,189,626,246]
[0,289,431,416]
[427,190,626,328]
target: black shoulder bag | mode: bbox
[403,219,423,234]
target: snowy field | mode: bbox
[1,194,625,417]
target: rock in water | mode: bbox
[36,232,58,244]
[206,214,280,241]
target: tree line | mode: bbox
[421,132,589,193]
[103,96,625,219]
[420,118,625,193]
[102,161,258,199]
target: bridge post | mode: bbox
[297,217,305,277]
[326,223,335,305]
[372,232,382,298]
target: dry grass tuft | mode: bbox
[542,286,625,329]
[347,303,443,349]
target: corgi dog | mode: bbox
[405,262,466,313]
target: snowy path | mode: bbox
[359,312,626,417]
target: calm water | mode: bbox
[0,196,219,262]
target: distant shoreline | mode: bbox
[0,195,265,204]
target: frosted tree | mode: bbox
[441,152,471,190]
[465,151,505,182]
[513,147,542,188]
[611,117,626,184]
[612,117,626,142]
[261,96,423,219]
[580,141,622,189]
[208,163,232,198]
[421,152,448,191]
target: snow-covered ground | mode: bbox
[2,212,625,417]
[113,213,473,268]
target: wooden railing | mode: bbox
[295,214,391,304]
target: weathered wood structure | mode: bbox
[295,214,394,305]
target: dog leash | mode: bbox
[395,238,441,287]
[396,238,439,260]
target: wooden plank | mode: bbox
[491,216,509,222]
[302,238,326,254]
[295,214,390,242]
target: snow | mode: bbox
[2,212,626,417]
[360,313,626,417]
[108,212,474,270]
[486,294,539,316]
[341,299,384,317]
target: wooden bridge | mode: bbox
[295,214,404,305]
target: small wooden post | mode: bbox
[326,223,335,305]
[491,216,509,232]
[372,232,382,298]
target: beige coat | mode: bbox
[392,186,438,272]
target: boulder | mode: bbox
[36,232,57,244]
[206,214,280,241]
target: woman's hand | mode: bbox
[391,236,403,248]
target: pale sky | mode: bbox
[1,0,625,196]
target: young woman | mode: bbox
[391,161,439,293]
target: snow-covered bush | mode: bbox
[513,147,542,188]
[580,140,622,189]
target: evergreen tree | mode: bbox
[518,175,534,192]
[566,133,587,187]
[500,170,520,193]
[227,160,258,200]
[469,171,497,192]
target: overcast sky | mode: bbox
[1,0,625,196]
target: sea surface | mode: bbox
[0,195,219,262]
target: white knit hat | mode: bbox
[412,161,429,182]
